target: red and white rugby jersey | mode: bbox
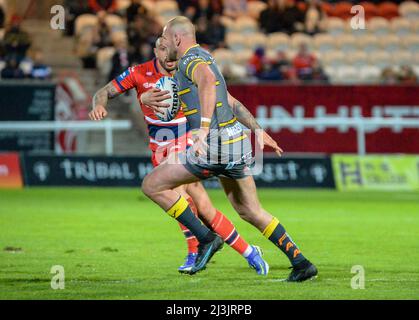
[111,58,191,152]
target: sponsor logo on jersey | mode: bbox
[143,82,156,89]
[117,69,131,82]
[182,54,201,66]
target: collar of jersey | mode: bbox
[181,44,200,58]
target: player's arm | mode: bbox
[228,91,283,157]
[190,62,217,155]
[228,91,261,132]
[193,63,217,123]
[89,81,121,120]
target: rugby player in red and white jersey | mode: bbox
[89,38,281,275]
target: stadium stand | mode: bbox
[378,2,399,20]
[71,0,419,83]
[2,0,415,85]
[0,10,56,80]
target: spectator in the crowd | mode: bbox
[88,0,117,14]
[292,42,317,80]
[126,0,148,24]
[223,0,247,19]
[192,0,211,22]
[76,12,112,68]
[277,0,305,34]
[127,15,150,48]
[146,17,163,46]
[75,28,96,68]
[130,43,153,65]
[248,47,268,77]
[259,0,282,34]
[108,39,130,81]
[3,15,31,63]
[92,11,113,48]
[0,4,5,28]
[127,14,161,51]
[177,0,199,21]
[195,17,211,47]
[0,44,5,60]
[310,60,328,83]
[30,50,52,80]
[397,65,418,84]
[64,0,92,36]
[262,50,294,80]
[192,0,223,23]
[206,14,226,49]
[304,0,326,35]
[130,44,144,65]
[1,56,25,79]
[209,0,224,15]
[178,0,223,22]
[176,0,194,14]
[380,67,398,84]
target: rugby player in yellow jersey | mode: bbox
[142,17,317,281]
[91,37,282,275]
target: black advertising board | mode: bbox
[22,155,153,187]
[21,154,335,188]
[0,81,55,151]
[253,156,335,188]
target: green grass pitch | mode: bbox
[0,188,418,300]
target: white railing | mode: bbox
[1,118,418,155]
[0,120,132,155]
[257,117,419,155]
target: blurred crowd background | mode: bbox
[0,0,418,85]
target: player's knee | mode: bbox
[141,174,155,199]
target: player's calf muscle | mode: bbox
[226,197,272,231]
[234,204,262,224]
[185,183,217,221]
[142,177,179,210]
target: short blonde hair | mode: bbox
[166,16,195,38]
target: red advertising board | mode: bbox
[228,85,419,154]
[0,153,23,188]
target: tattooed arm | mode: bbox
[228,92,262,131]
[89,82,121,121]
[228,91,283,156]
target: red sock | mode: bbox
[178,197,199,254]
[210,210,250,255]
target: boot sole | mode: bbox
[189,239,224,275]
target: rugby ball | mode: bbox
[153,76,180,122]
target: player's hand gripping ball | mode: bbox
[153,76,180,122]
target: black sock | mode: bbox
[262,217,306,266]
[167,196,215,244]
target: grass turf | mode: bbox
[0,188,418,300]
